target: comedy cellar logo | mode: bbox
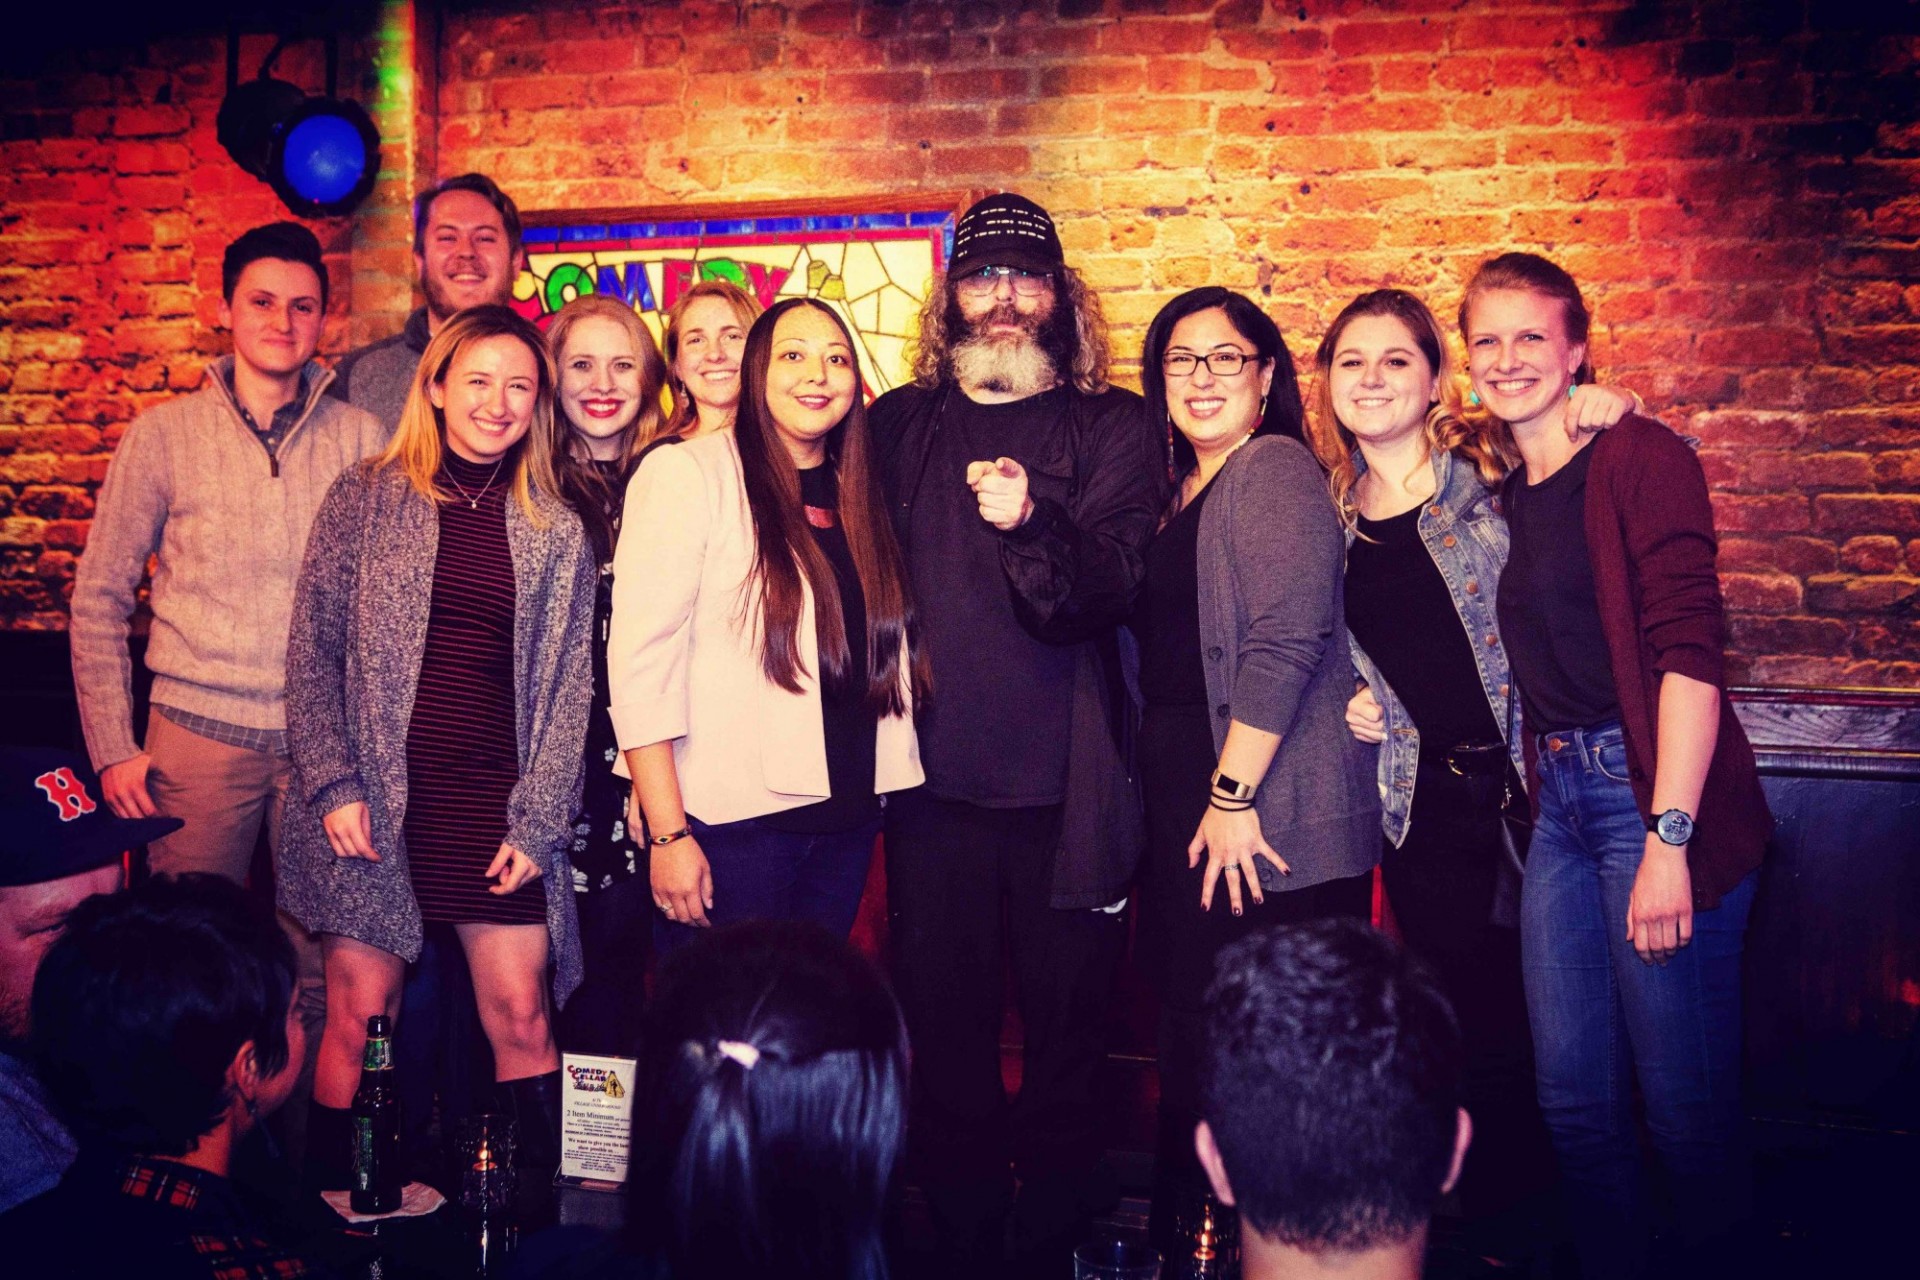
[566,1063,624,1098]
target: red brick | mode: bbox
[1721,573,1804,613]
[1711,494,1811,533]
[1841,536,1907,574]
[1331,18,1446,58]
[1730,615,1853,658]
[1805,574,1920,614]
[1098,20,1212,56]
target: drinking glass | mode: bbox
[1073,1238,1163,1280]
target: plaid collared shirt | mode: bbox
[114,1155,316,1280]
[221,365,309,465]
[152,705,290,756]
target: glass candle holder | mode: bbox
[456,1113,518,1215]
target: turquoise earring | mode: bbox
[1567,384,1577,400]
[1467,389,1481,407]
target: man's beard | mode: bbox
[949,298,1075,400]
[423,266,507,323]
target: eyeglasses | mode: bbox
[1162,350,1255,377]
[955,265,1053,297]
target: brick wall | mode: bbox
[3,0,1918,688]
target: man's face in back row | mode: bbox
[416,188,524,324]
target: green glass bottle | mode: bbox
[349,1014,402,1214]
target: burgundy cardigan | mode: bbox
[1519,415,1773,910]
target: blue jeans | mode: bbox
[1520,722,1757,1278]
[652,813,880,957]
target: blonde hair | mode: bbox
[1305,289,1513,531]
[378,305,561,526]
[545,294,669,467]
[661,279,762,438]
[908,264,1113,396]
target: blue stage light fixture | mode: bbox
[270,97,380,217]
[216,33,382,219]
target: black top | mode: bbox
[1498,442,1621,733]
[762,463,881,834]
[1345,504,1506,755]
[572,457,643,891]
[1135,483,1212,708]
[903,387,1078,806]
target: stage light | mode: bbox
[269,96,381,217]
[216,33,382,219]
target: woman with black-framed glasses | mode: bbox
[1128,287,1381,1249]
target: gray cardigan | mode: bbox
[1196,436,1382,892]
[278,458,595,1005]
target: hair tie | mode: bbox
[714,1039,761,1070]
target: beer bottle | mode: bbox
[350,1014,402,1215]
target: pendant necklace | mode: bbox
[445,460,504,509]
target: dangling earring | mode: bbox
[1257,393,1268,420]
[1567,384,1577,400]
[1467,389,1482,407]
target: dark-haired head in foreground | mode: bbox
[32,872,300,1160]
[1199,919,1468,1276]
[0,875,311,1277]
[634,920,908,1280]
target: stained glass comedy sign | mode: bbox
[511,198,961,400]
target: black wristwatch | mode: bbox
[1646,808,1695,846]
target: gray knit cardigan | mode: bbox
[278,458,596,1005]
[1195,435,1382,893]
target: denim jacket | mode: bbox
[1344,447,1524,848]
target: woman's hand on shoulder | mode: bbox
[486,842,543,895]
[1345,684,1387,744]
[1190,806,1289,916]
[650,833,714,927]
[1566,384,1643,436]
[322,801,379,861]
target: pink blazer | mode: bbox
[607,431,922,824]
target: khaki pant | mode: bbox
[144,712,327,1159]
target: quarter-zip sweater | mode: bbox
[69,358,390,769]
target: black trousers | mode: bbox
[1382,757,1555,1231]
[555,872,652,1058]
[1136,704,1374,1245]
[885,788,1129,1261]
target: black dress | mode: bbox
[404,452,545,926]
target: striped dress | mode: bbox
[403,452,546,925]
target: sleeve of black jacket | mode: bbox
[998,388,1164,646]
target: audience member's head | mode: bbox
[1199,920,1469,1275]
[412,172,526,324]
[637,921,908,1280]
[30,874,300,1167]
[0,747,175,1043]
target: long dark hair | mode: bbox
[1141,287,1307,478]
[734,298,929,714]
[634,921,909,1280]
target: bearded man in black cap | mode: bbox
[0,747,180,1212]
[870,192,1163,1273]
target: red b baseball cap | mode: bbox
[0,746,182,887]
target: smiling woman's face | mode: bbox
[764,305,858,467]
[558,315,645,453]
[1163,307,1273,456]
[1328,313,1438,451]
[672,296,749,419]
